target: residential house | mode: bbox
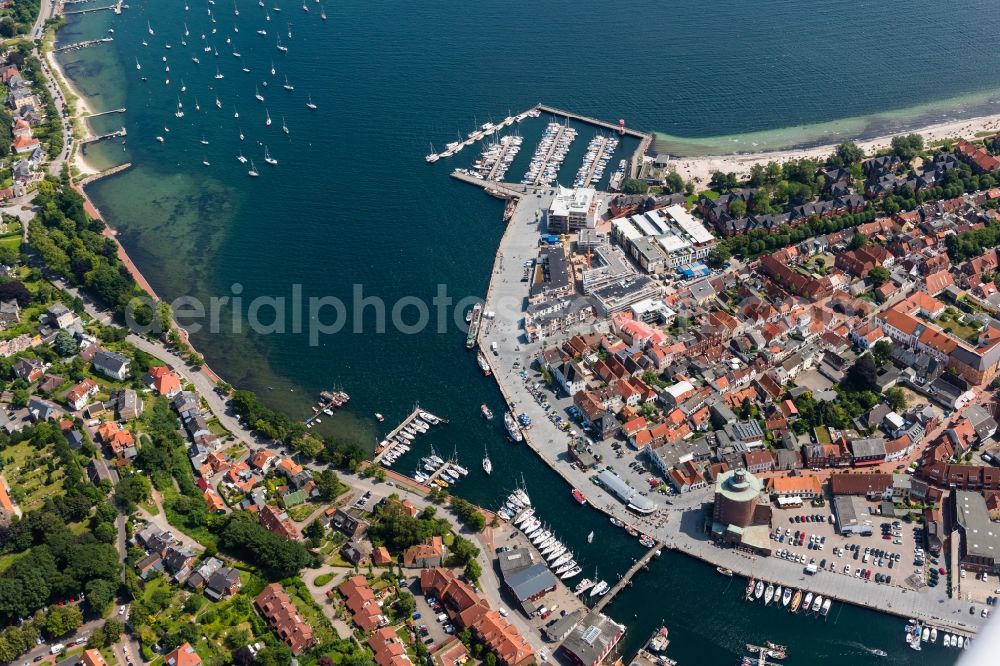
[164,643,202,666]
[402,535,444,568]
[65,378,99,411]
[92,350,130,380]
[255,583,314,655]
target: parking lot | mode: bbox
[408,581,455,649]
[768,503,931,592]
[955,566,1000,614]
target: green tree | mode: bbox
[885,387,907,412]
[728,200,747,218]
[621,178,648,195]
[868,265,890,287]
[835,141,864,165]
[52,330,78,357]
[45,605,83,637]
[849,232,870,250]
[664,171,684,194]
[84,579,116,615]
[890,133,924,161]
[872,339,893,367]
[464,559,482,584]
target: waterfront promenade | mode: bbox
[477,194,987,639]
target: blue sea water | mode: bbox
[52,0,1000,662]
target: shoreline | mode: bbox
[662,111,1000,186]
[43,13,223,386]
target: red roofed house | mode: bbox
[402,535,444,568]
[743,450,774,474]
[81,649,109,666]
[164,643,202,666]
[146,366,182,397]
[338,575,387,631]
[12,135,40,154]
[255,583,314,654]
[368,627,412,666]
[258,504,301,540]
[65,378,98,411]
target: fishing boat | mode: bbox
[716,567,734,577]
[754,581,764,600]
[589,581,609,597]
[802,592,813,610]
[306,95,317,109]
[812,595,823,613]
[763,584,775,605]
[790,590,802,613]
[821,598,831,616]
[264,146,278,165]
[482,447,492,475]
[247,160,259,177]
[480,404,493,420]
[781,588,792,606]
[571,488,587,505]
[476,351,491,376]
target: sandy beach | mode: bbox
[41,48,99,177]
[669,113,1000,186]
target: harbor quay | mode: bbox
[477,192,989,642]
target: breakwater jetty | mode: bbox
[77,162,131,187]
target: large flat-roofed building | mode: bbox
[610,205,715,274]
[597,469,656,514]
[528,246,575,304]
[711,469,772,554]
[953,490,1000,574]
[548,186,598,233]
[591,276,662,316]
[833,496,873,535]
[559,612,626,666]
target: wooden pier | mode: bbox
[304,389,350,427]
[55,37,113,52]
[591,543,661,614]
[81,127,126,145]
[84,107,126,119]
[77,162,131,187]
[371,406,448,465]
[65,3,118,14]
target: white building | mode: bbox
[547,186,598,233]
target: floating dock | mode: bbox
[304,389,350,426]
[80,127,127,145]
[55,37,113,52]
[372,406,448,465]
[84,107,126,119]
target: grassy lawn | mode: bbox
[313,572,336,587]
[159,481,218,549]
[0,548,29,575]
[1,439,66,512]
[287,503,317,522]
[221,443,247,460]
[206,418,230,438]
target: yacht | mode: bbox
[283,75,294,90]
[930,628,938,643]
[921,627,929,642]
[255,86,265,102]
[754,581,764,600]
[574,579,594,595]
[247,160,259,177]
[264,146,278,165]
[561,565,581,580]
[589,581,609,597]
[306,95,317,109]
[155,136,165,143]
[820,598,831,616]
[812,595,823,613]
[781,588,792,607]
[504,411,523,442]
[803,592,813,610]
[763,584,775,605]
[257,29,267,36]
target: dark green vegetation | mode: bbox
[0,0,39,37]
[217,513,313,580]
[0,424,121,660]
[29,175,157,324]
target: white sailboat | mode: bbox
[306,94,317,109]
[248,159,259,176]
[265,109,272,126]
[255,85,264,102]
[237,152,248,163]
[587,531,594,544]
[283,75,294,90]
[264,146,278,165]
[281,116,288,134]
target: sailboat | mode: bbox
[236,150,248,163]
[264,146,277,165]
[184,23,190,37]
[255,85,264,102]
[287,22,292,39]
[174,98,184,118]
[147,21,155,36]
[135,58,141,71]
[194,97,200,111]
[214,67,224,79]
[215,95,222,109]
[482,446,492,475]
[281,117,288,134]
[283,75,293,91]
[587,531,594,544]
[238,126,245,140]
[234,107,239,119]
[320,5,326,20]
[306,94,317,109]
[276,36,288,52]
[265,109,272,126]
[200,136,210,145]
[270,60,276,76]
[233,0,239,15]
[248,160,259,177]
[180,79,187,92]
[202,157,211,166]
